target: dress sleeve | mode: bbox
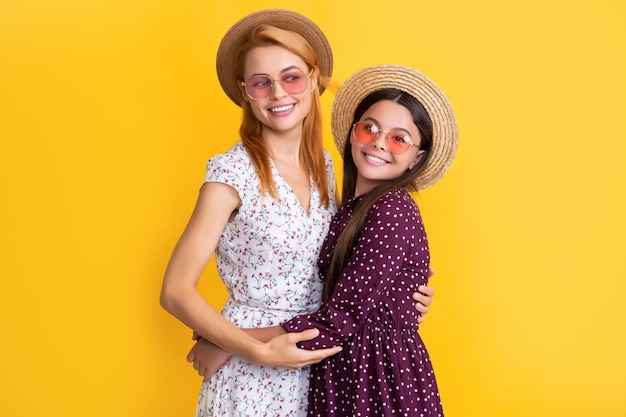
[204,145,250,198]
[282,191,422,350]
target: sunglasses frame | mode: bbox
[351,121,420,155]
[240,69,313,100]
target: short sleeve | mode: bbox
[204,143,254,198]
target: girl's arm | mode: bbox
[160,182,340,368]
[282,192,426,350]
[187,275,435,379]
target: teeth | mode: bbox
[271,104,293,112]
[366,154,386,164]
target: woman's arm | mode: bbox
[187,327,322,379]
[187,326,303,379]
[160,182,261,356]
[161,182,340,368]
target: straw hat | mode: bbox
[332,64,459,190]
[216,9,333,106]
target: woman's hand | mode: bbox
[187,337,231,380]
[413,267,435,324]
[251,329,342,369]
[188,328,342,377]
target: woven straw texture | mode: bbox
[331,64,459,190]
[216,9,333,106]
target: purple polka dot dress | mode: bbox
[283,189,443,417]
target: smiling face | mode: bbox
[241,45,316,139]
[350,99,426,196]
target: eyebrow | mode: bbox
[249,65,305,78]
[362,116,412,135]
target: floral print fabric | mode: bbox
[195,142,337,417]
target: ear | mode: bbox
[408,150,426,170]
[239,83,249,103]
[310,68,319,93]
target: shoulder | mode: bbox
[207,142,249,167]
[322,149,336,177]
[206,143,252,175]
[204,142,255,190]
[322,148,335,166]
[373,189,416,209]
[322,148,337,194]
[367,189,419,224]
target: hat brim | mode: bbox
[216,9,333,106]
[331,64,459,190]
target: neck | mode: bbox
[263,130,302,162]
[354,176,380,198]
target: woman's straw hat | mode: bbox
[332,64,459,190]
[216,9,333,106]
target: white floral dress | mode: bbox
[196,142,337,417]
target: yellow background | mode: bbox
[1,0,625,416]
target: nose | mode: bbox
[269,79,287,99]
[371,130,387,150]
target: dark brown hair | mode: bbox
[322,88,433,302]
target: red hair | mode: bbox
[234,24,333,207]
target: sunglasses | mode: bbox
[240,69,312,100]
[351,121,420,155]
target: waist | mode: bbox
[222,297,320,327]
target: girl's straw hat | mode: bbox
[332,64,459,190]
[216,9,334,106]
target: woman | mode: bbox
[160,9,435,416]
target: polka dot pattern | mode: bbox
[283,189,443,416]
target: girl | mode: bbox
[281,64,459,416]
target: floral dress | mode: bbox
[196,142,337,417]
[283,189,443,417]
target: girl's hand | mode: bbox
[413,267,435,324]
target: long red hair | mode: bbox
[234,24,333,207]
